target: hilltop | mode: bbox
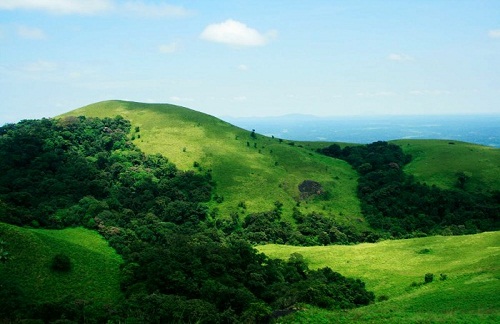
[1,100,498,322]
[62,100,365,229]
[62,101,500,233]
[394,139,500,193]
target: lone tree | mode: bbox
[51,253,72,272]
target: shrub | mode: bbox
[377,295,389,302]
[440,273,448,281]
[51,253,72,272]
[424,273,434,284]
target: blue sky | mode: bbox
[1,0,499,123]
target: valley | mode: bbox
[0,100,498,322]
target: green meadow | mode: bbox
[61,100,500,234]
[2,100,497,322]
[0,222,122,305]
[258,231,500,323]
[62,100,365,228]
[393,139,500,193]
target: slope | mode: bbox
[0,222,122,305]
[61,100,364,229]
[393,139,500,193]
[258,231,500,323]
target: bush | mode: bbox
[51,253,72,272]
[424,273,434,284]
[377,295,389,302]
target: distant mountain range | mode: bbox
[224,114,500,148]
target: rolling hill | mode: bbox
[2,100,498,322]
[258,231,500,323]
[61,100,365,229]
[62,101,500,228]
[0,222,122,306]
[394,139,500,193]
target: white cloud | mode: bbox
[357,91,396,98]
[488,29,500,38]
[22,60,58,73]
[121,1,190,17]
[17,25,46,39]
[200,19,276,47]
[233,96,247,101]
[170,96,194,103]
[0,0,113,15]
[159,42,179,54]
[409,90,451,96]
[0,0,190,17]
[388,53,413,61]
[237,64,249,71]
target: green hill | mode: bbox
[258,231,500,323]
[61,100,500,235]
[393,139,500,193]
[0,222,122,306]
[61,100,365,229]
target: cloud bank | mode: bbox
[200,19,276,47]
[0,0,113,15]
[388,53,413,61]
[489,29,500,38]
[17,25,46,39]
[0,0,190,17]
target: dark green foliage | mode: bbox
[440,273,448,281]
[0,117,212,228]
[0,239,8,263]
[0,116,375,322]
[51,253,71,272]
[424,273,434,284]
[319,141,499,237]
[236,207,366,246]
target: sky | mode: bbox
[1,0,500,124]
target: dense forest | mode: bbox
[318,141,500,237]
[0,116,374,323]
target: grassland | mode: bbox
[61,100,365,229]
[61,100,500,233]
[393,139,500,193]
[0,222,122,305]
[258,231,500,323]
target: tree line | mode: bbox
[318,141,499,238]
[0,116,374,323]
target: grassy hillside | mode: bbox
[393,139,500,193]
[0,222,122,305]
[258,231,500,323]
[61,100,365,229]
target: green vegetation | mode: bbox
[0,223,122,318]
[393,139,500,193]
[1,101,499,322]
[258,231,500,323]
[61,100,365,230]
[319,141,499,237]
[0,115,373,322]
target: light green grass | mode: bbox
[258,231,500,323]
[0,222,123,305]
[61,100,365,230]
[392,139,500,193]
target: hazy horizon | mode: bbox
[1,1,499,123]
[225,113,500,148]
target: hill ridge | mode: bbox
[61,100,365,229]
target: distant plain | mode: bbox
[225,114,500,148]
